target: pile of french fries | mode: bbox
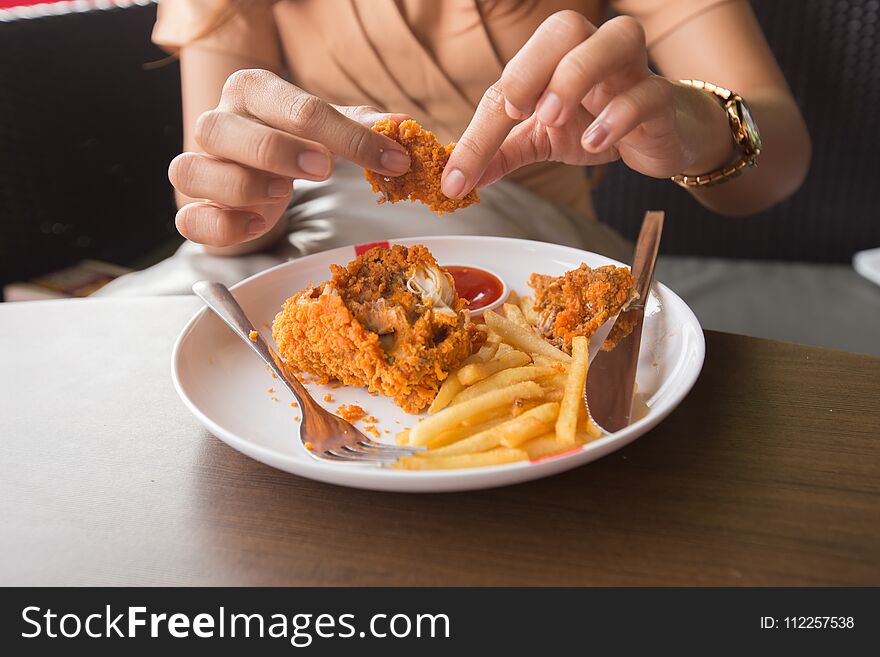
[394,294,602,470]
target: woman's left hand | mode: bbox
[441,10,734,199]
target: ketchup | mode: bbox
[445,265,505,312]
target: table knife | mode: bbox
[585,210,664,433]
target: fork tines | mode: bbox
[323,440,426,462]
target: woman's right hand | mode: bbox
[168,69,411,248]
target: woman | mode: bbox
[103,0,810,293]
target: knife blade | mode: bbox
[585,210,664,433]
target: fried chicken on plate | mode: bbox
[529,263,636,353]
[272,245,476,413]
[364,119,479,215]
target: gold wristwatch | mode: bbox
[671,79,762,188]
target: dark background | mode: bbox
[2,587,876,654]
[0,0,877,292]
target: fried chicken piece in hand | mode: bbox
[364,119,479,215]
[272,245,475,414]
[529,264,636,353]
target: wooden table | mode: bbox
[1,297,878,586]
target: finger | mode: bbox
[476,115,618,188]
[536,15,649,127]
[175,202,269,248]
[581,75,674,152]
[500,10,596,118]
[195,111,334,181]
[442,81,517,198]
[474,117,548,188]
[221,69,410,175]
[169,153,292,207]
[334,105,412,129]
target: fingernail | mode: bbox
[268,178,290,198]
[504,98,527,120]
[380,149,410,174]
[247,216,267,236]
[298,150,331,178]
[442,168,466,198]
[583,122,609,151]
[536,92,562,125]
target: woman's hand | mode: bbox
[442,11,735,198]
[168,69,411,247]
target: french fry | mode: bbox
[394,448,527,470]
[485,310,571,363]
[576,360,604,440]
[498,402,559,447]
[409,381,544,446]
[541,388,564,402]
[539,373,569,390]
[503,302,531,330]
[584,419,603,439]
[518,295,538,327]
[531,354,567,370]
[521,432,586,460]
[429,353,482,414]
[492,417,551,449]
[580,405,603,439]
[457,350,531,385]
[428,373,465,414]
[451,365,558,406]
[494,342,514,357]
[506,289,521,305]
[425,402,559,456]
[423,416,506,449]
[555,335,589,445]
[420,427,501,456]
[476,341,499,361]
[460,404,514,427]
[396,428,411,446]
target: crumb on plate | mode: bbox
[337,404,367,423]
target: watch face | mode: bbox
[737,99,762,154]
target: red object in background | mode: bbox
[0,0,67,7]
[0,0,111,8]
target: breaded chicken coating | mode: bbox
[529,264,636,353]
[364,119,479,215]
[272,245,475,413]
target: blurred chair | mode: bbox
[0,0,182,292]
[595,0,880,262]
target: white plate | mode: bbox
[172,236,705,492]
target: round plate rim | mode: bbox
[171,235,705,492]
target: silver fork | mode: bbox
[192,281,426,464]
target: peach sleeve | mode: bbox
[152,0,281,69]
[610,0,734,46]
